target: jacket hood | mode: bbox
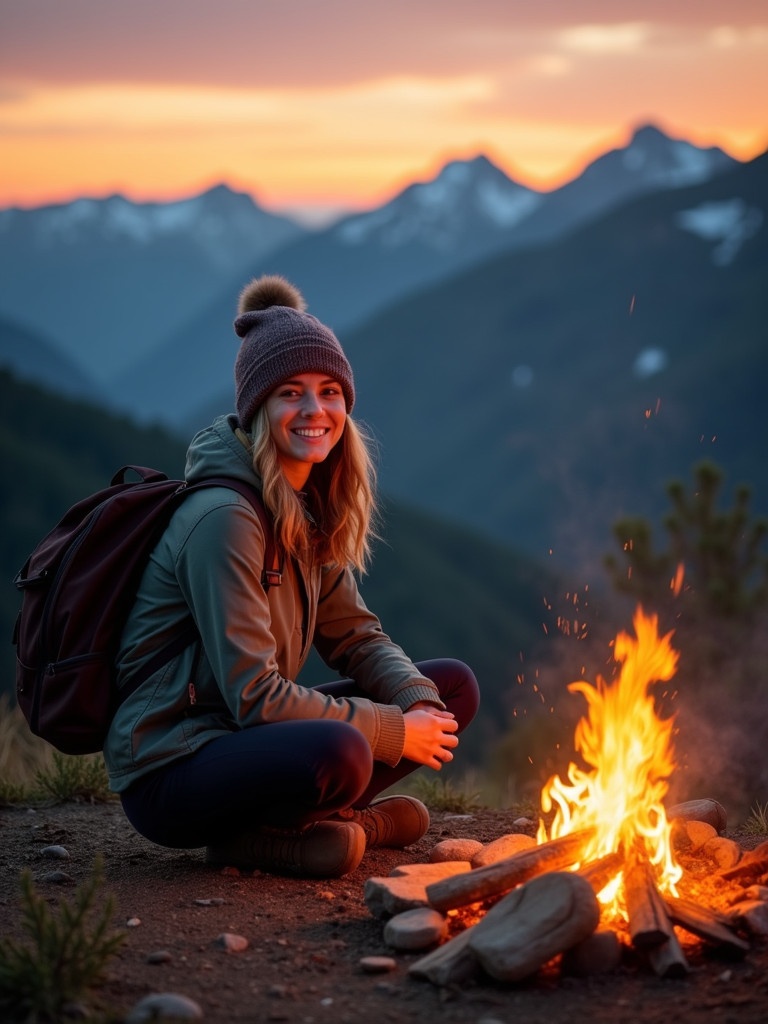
[184,414,259,488]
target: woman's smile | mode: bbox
[265,373,347,488]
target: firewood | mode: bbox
[425,828,596,913]
[646,929,690,979]
[664,896,750,955]
[577,851,623,894]
[407,926,480,986]
[624,853,674,950]
[468,871,600,983]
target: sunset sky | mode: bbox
[1,0,767,223]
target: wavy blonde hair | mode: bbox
[247,406,379,573]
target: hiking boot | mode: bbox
[334,795,430,848]
[205,820,365,878]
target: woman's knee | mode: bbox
[306,721,373,809]
[415,658,481,730]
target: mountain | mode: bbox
[0,185,307,381]
[502,124,737,248]
[341,149,768,571]
[0,314,101,402]
[0,367,559,768]
[112,124,741,430]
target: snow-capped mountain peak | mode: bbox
[616,124,735,188]
[334,155,542,250]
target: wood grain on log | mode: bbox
[426,828,596,912]
[407,926,479,986]
[664,896,750,954]
[624,852,674,950]
[577,852,623,894]
[468,871,600,983]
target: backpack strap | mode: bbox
[118,477,282,707]
[191,477,282,589]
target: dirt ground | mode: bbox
[2,800,768,1024]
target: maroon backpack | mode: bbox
[13,465,281,755]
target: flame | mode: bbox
[538,607,682,915]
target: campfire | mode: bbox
[364,607,766,986]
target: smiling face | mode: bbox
[263,372,347,490]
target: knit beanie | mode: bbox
[233,275,355,430]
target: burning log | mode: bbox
[426,828,596,913]
[577,851,623,894]
[664,896,750,956]
[624,851,674,949]
[624,849,689,977]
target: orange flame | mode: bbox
[538,607,682,914]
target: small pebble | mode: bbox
[359,955,397,974]
[215,932,249,953]
[40,845,70,860]
[41,870,74,884]
[147,950,174,964]
[125,993,203,1023]
[126,917,142,927]
[193,898,225,906]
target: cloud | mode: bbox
[558,22,653,54]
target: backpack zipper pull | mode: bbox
[188,682,197,706]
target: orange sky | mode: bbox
[1,0,766,222]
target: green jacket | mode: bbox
[103,415,442,792]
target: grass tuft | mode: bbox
[742,800,768,835]
[0,855,125,1022]
[33,752,113,805]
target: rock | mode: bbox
[365,862,472,919]
[214,932,249,953]
[383,907,448,950]
[667,799,727,833]
[193,897,225,906]
[41,870,75,884]
[561,929,623,976]
[430,838,483,863]
[720,841,768,882]
[125,993,203,1023]
[743,885,768,901]
[730,900,768,937]
[702,836,742,870]
[147,950,174,964]
[40,844,70,859]
[468,871,600,983]
[471,833,537,868]
[684,820,717,851]
[359,955,397,973]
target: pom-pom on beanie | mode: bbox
[233,275,355,430]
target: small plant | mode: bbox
[406,774,483,814]
[33,752,113,805]
[742,801,768,836]
[0,855,125,1022]
[0,695,55,800]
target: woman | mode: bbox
[104,275,480,878]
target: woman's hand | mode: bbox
[402,707,459,770]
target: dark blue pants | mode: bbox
[120,658,479,849]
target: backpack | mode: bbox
[12,465,281,756]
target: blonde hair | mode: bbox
[248,406,379,573]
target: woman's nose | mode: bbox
[300,392,323,415]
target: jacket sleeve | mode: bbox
[173,496,407,765]
[312,565,445,712]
